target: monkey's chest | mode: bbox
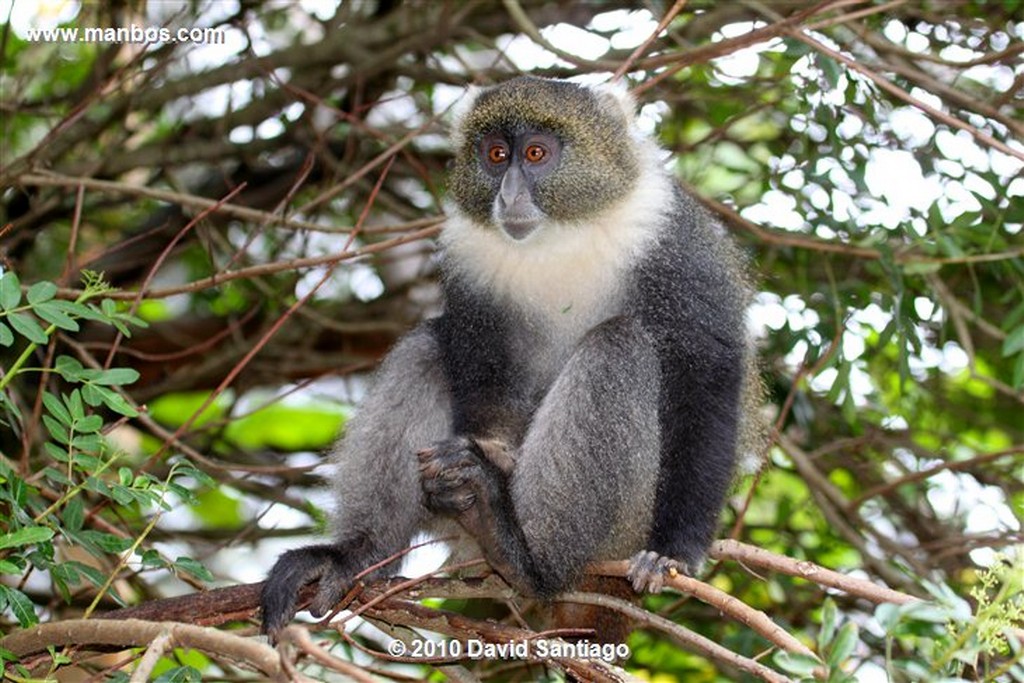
[504,311,613,420]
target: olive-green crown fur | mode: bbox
[448,76,647,227]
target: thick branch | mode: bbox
[0,619,286,682]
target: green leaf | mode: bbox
[901,261,942,276]
[875,602,899,631]
[114,310,148,330]
[50,562,81,602]
[139,548,165,568]
[173,556,214,582]
[154,665,203,683]
[97,387,138,417]
[773,651,823,676]
[43,392,72,426]
[82,531,133,553]
[224,403,346,451]
[74,451,102,470]
[817,54,843,89]
[26,281,57,305]
[55,356,86,381]
[75,414,104,434]
[43,442,71,463]
[41,465,72,485]
[109,485,136,506]
[65,301,108,323]
[0,322,13,347]
[78,383,136,416]
[42,414,71,445]
[34,302,80,331]
[818,598,839,652]
[1003,325,1024,357]
[0,559,23,574]
[48,299,92,317]
[7,312,48,344]
[67,389,85,419]
[0,584,39,628]
[84,367,140,386]
[82,476,111,498]
[70,433,103,452]
[69,561,108,589]
[0,272,21,311]
[63,497,85,532]
[826,622,859,668]
[81,383,102,406]
[172,461,214,488]
[0,525,55,550]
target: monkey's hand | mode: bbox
[418,437,532,592]
[626,549,704,593]
[417,436,505,515]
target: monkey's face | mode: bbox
[478,129,562,240]
[448,77,641,242]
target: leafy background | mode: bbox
[0,1,1022,681]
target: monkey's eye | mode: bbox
[487,144,510,164]
[524,144,547,163]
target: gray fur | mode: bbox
[512,317,661,576]
[260,76,757,639]
[328,327,449,550]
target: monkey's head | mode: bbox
[448,77,644,241]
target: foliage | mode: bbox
[0,271,214,677]
[773,559,1024,683]
[1,0,1022,681]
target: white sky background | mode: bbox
[6,2,1024,677]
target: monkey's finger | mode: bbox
[422,474,478,513]
[309,568,352,618]
[626,549,680,593]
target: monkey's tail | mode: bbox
[735,341,771,476]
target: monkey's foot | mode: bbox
[417,437,490,514]
[627,549,704,593]
[260,543,359,643]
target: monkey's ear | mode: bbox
[587,80,637,122]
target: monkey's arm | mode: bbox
[434,276,533,441]
[636,241,748,588]
[260,326,450,640]
[421,316,662,598]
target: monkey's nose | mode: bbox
[499,166,530,208]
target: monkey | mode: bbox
[260,76,757,641]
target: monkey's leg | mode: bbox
[630,334,746,592]
[261,326,450,640]
[421,316,662,598]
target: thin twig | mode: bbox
[559,591,795,683]
[612,0,689,82]
[788,28,1024,162]
[589,561,815,658]
[710,539,919,605]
